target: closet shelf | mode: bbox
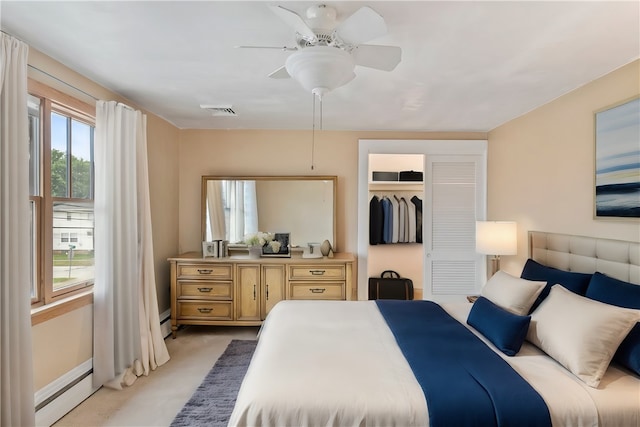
[369,182,423,191]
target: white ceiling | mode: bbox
[2,1,638,132]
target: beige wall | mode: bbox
[32,305,93,390]
[146,114,180,311]
[488,60,640,276]
[28,48,180,388]
[178,130,486,256]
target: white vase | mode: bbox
[320,240,332,257]
[248,246,262,259]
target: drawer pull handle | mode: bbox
[310,288,326,293]
[197,308,213,313]
[197,269,213,275]
[197,287,212,293]
[309,270,326,276]
[253,284,257,300]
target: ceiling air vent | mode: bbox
[200,105,237,117]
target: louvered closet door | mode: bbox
[424,155,486,301]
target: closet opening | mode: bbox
[357,139,488,302]
[368,154,425,299]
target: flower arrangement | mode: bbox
[267,240,282,253]
[243,231,273,247]
[244,231,287,256]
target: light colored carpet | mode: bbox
[53,326,259,427]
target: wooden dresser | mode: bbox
[168,252,356,337]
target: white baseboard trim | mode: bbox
[160,308,171,338]
[35,359,98,427]
[35,359,93,408]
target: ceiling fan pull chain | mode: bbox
[320,95,323,130]
[311,93,316,170]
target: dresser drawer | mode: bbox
[177,281,232,300]
[289,282,345,300]
[177,263,233,280]
[177,301,232,320]
[289,265,345,281]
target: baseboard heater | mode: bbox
[35,369,92,412]
[35,359,98,427]
[160,308,171,338]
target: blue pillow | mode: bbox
[520,259,592,311]
[586,272,640,308]
[585,272,640,375]
[467,296,531,356]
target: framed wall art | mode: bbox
[594,97,640,219]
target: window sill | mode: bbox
[31,290,93,326]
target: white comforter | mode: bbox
[228,300,640,427]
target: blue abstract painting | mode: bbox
[595,97,640,218]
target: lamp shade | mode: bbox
[476,221,517,255]
[285,46,355,98]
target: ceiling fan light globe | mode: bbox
[305,4,338,33]
[285,46,355,96]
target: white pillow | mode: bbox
[527,285,640,388]
[481,270,546,316]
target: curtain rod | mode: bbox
[1,29,19,39]
[29,65,138,112]
[2,30,99,101]
[28,64,99,101]
[6,30,135,111]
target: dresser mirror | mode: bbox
[202,176,336,250]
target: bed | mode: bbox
[228,232,640,426]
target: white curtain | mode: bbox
[93,101,170,389]
[207,180,226,240]
[225,180,258,242]
[0,33,35,426]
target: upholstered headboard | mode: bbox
[529,231,640,285]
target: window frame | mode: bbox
[28,79,96,308]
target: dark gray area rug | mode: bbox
[171,339,257,427]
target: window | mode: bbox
[28,95,41,300]
[28,80,96,306]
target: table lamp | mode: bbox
[476,221,517,277]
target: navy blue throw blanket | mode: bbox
[376,300,551,427]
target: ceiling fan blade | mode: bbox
[235,45,297,51]
[269,5,317,43]
[268,65,291,79]
[353,45,402,71]
[335,6,387,45]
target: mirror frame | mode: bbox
[201,175,337,250]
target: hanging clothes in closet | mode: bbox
[369,195,383,245]
[369,194,422,244]
[411,195,423,243]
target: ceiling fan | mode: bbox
[238,4,402,98]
